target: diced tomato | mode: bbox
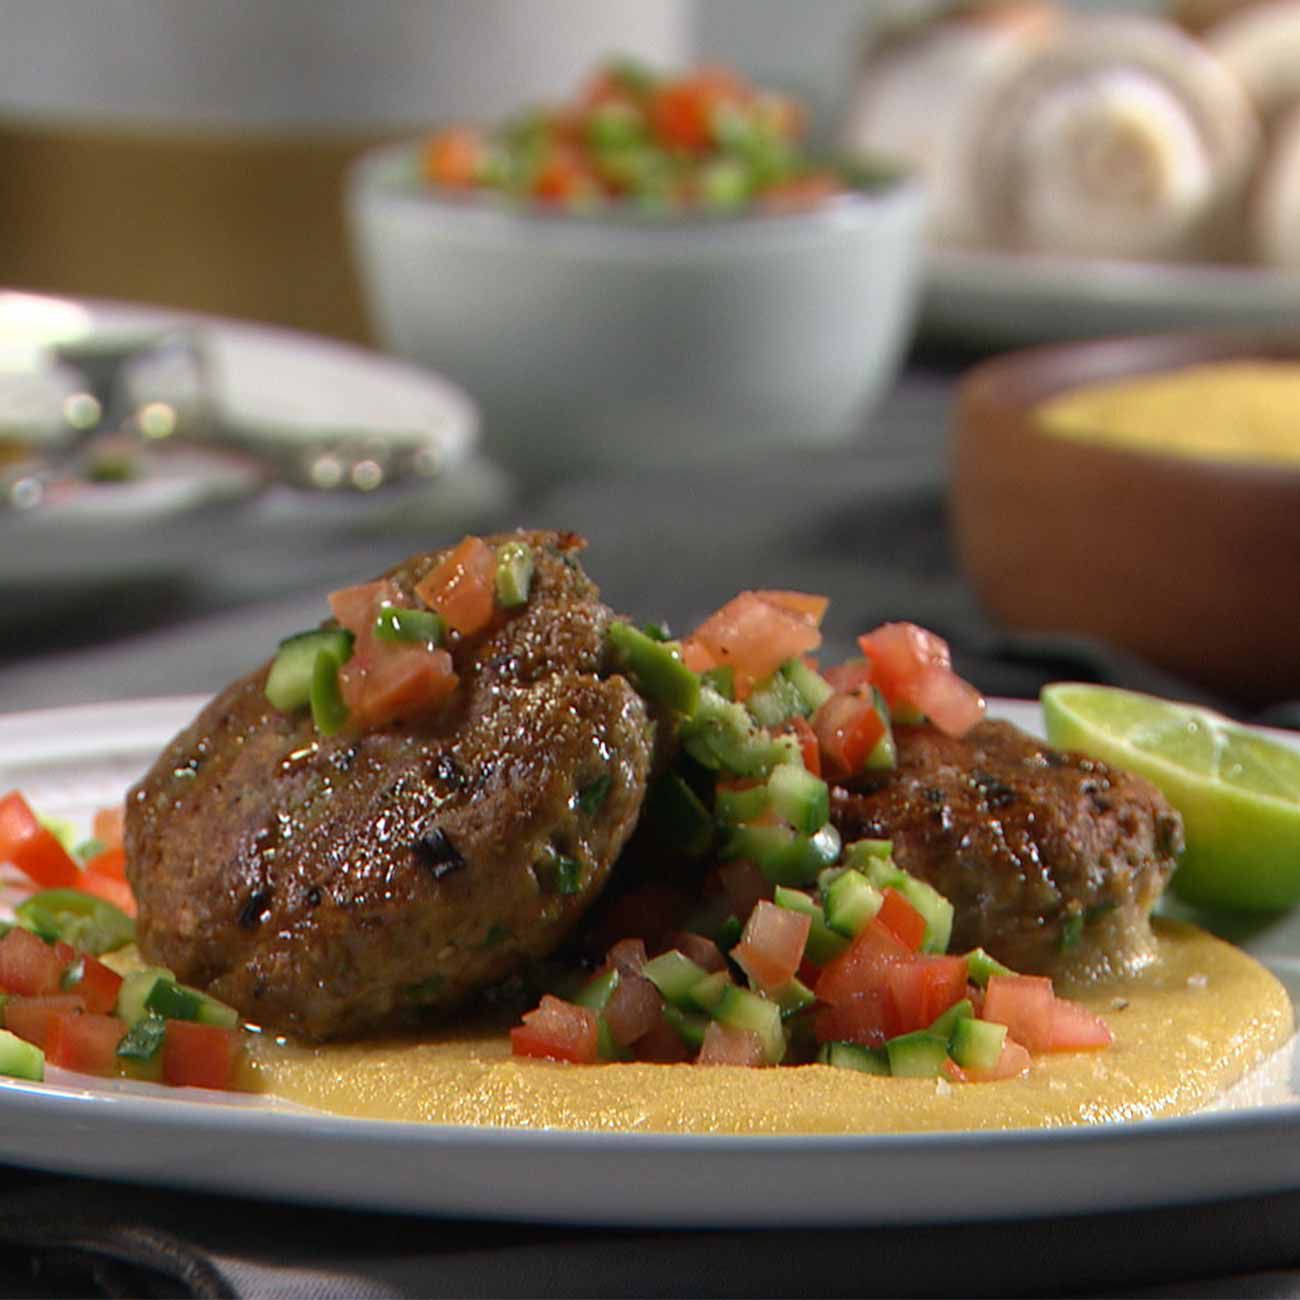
[821,657,873,694]
[810,691,886,783]
[981,974,1056,1055]
[1046,996,1113,1052]
[730,900,810,992]
[339,645,458,732]
[83,844,126,880]
[605,938,648,977]
[876,887,927,952]
[46,1010,127,1076]
[0,791,81,889]
[423,126,485,188]
[510,995,600,1064]
[650,78,726,152]
[886,954,969,1035]
[752,590,828,626]
[696,1021,765,1067]
[633,1014,691,1064]
[962,1036,1033,1083]
[4,994,87,1048]
[0,927,66,997]
[715,858,771,924]
[665,931,727,974]
[162,1021,242,1090]
[783,714,821,776]
[686,591,824,700]
[92,806,125,853]
[814,918,915,1045]
[327,578,389,638]
[603,971,663,1047]
[415,535,498,637]
[857,623,985,738]
[73,873,138,919]
[531,148,598,205]
[680,640,716,674]
[62,952,124,1015]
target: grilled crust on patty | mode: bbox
[830,719,1184,975]
[125,530,654,1041]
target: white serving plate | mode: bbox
[0,695,1297,1229]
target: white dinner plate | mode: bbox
[923,248,1300,349]
[0,293,484,590]
[0,696,1298,1229]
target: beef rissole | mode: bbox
[830,720,1183,977]
[125,531,654,1041]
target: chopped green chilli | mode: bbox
[373,606,445,646]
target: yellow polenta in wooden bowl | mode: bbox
[952,335,1300,705]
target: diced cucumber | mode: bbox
[115,968,174,1026]
[642,950,709,1007]
[15,889,135,955]
[681,687,788,778]
[746,670,806,729]
[765,976,816,1020]
[722,822,841,887]
[781,657,833,714]
[817,1040,889,1075]
[115,1013,168,1063]
[965,948,1014,987]
[700,665,734,699]
[927,997,974,1045]
[309,646,349,737]
[894,876,954,955]
[950,1016,1007,1072]
[0,1027,43,1082]
[713,783,770,827]
[687,970,733,1014]
[662,1002,710,1050]
[766,763,829,835]
[863,688,897,771]
[494,540,535,608]
[265,627,354,713]
[772,886,848,965]
[123,971,239,1028]
[607,622,700,718]
[373,606,445,646]
[885,1030,950,1078]
[713,985,786,1064]
[572,967,620,1012]
[823,869,883,939]
[841,838,895,873]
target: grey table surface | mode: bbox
[2,352,1299,1299]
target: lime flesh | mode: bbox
[1040,683,1300,912]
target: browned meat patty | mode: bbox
[830,719,1183,976]
[125,530,653,1041]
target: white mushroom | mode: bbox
[1250,100,1300,266]
[967,15,1259,260]
[1204,0,1300,124]
[842,8,1260,261]
[839,3,1061,248]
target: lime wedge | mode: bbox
[1040,683,1300,911]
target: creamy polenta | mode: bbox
[1036,361,1300,464]
[246,921,1294,1135]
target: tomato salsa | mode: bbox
[420,59,885,214]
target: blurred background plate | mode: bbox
[0,294,499,636]
[924,248,1300,349]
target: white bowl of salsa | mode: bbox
[345,61,926,479]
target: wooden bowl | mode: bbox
[953,333,1300,706]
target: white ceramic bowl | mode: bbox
[346,143,926,478]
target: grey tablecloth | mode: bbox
[2,354,1299,1298]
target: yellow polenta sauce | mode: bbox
[247,921,1294,1135]
[1036,361,1300,464]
